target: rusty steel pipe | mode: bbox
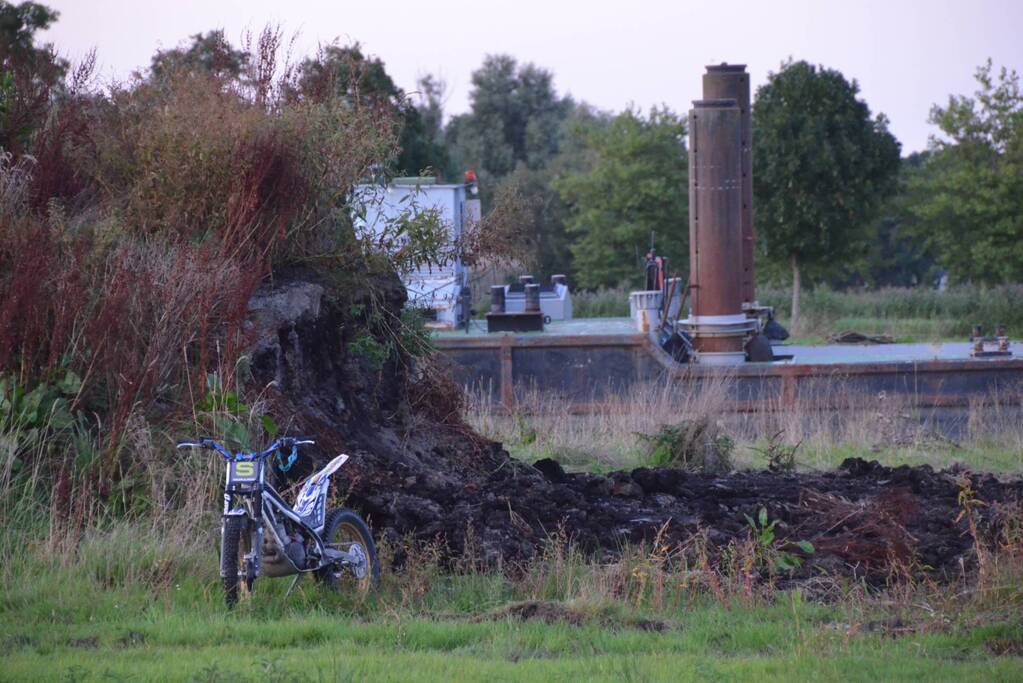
[684,98,753,356]
[703,64,755,306]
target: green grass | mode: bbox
[569,284,1023,342]
[502,440,1023,477]
[3,509,1023,682]
[758,284,1023,341]
[5,621,1023,681]
[792,440,1023,473]
[3,580,1023,681]
[572,286,631,318]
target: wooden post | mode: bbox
[500,335,515,411]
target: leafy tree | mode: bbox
[0,0,66,154]
[753,60,901,325]
[556,106,688,289]
[851,152,939,287]
[447,55,573,180]
[446,55,578,277]
[148,30,248,81]
[0,0,58,65]
[909,60,1023,284]
[293,43,448,176]
[414,74,446,155]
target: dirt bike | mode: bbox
[176,436,379,607]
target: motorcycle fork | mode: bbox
[244,497,262,582]
[219,495,263,580]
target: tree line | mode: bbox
[3,2,1021,317]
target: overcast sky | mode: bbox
[41,0,1022,153]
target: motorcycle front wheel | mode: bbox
[317,508,380,594]
[221,515,253,607]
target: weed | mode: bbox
[955,473,991,587]
[636,418,733,473]
[753,430,802,472]
[348,334,390,371]
[744,507,815,573]
[515,413,537,446]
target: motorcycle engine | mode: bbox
[284,534,307,569]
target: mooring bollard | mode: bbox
[490,285,506,314]
[525,283,540,312]
[972,324,984,354]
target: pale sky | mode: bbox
[41,0,1023,153]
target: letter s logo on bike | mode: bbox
[232,461,256,480]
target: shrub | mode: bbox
[636,418,733,473]
[0,30,400,492]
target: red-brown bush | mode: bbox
[0,32,400,478]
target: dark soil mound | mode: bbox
[249,278,1023,582]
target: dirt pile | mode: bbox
[249,278,1023,582]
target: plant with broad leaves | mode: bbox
[744,506,815,572]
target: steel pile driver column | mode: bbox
[684,98,754,360]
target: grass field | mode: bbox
[570,284,1023,341]
[3,516,1023,682]
[466,378,1023,474]
[4,365,1023,681]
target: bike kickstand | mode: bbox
[284,574,302,600]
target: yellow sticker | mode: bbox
[234,461,255,478]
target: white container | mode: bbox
[629,290,663,332]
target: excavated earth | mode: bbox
[248,276,1023,583]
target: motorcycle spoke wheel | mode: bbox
[222,516,254,607]
[319,509,380,595]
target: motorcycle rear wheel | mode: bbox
[317,508,380,594]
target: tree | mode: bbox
[556,106,688,289]
[447,55,573,180]
[292,43,448,177]
[909,60,1023,284]
[413,74,445,155]
[851,152,938,288]
[753,60,901,326]
[0,1,66,155]
[0,0,59,65]
[148,30,248,81]
[446,55,577,277]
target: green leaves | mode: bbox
[636,419,734,474]
[0,370,82,431]
[909,61,1023,284]
[260,415,278,440]
[795,540,815,554]
[557,107,689,289]
[57,370,82,396]
[348,334,389,372]
[745,506,815,573]
[753,60,901,283]
[194,372,277,451]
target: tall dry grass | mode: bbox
[465,376,1023,472]
[465,376,732,468]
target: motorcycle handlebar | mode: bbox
[174,436,316,459]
